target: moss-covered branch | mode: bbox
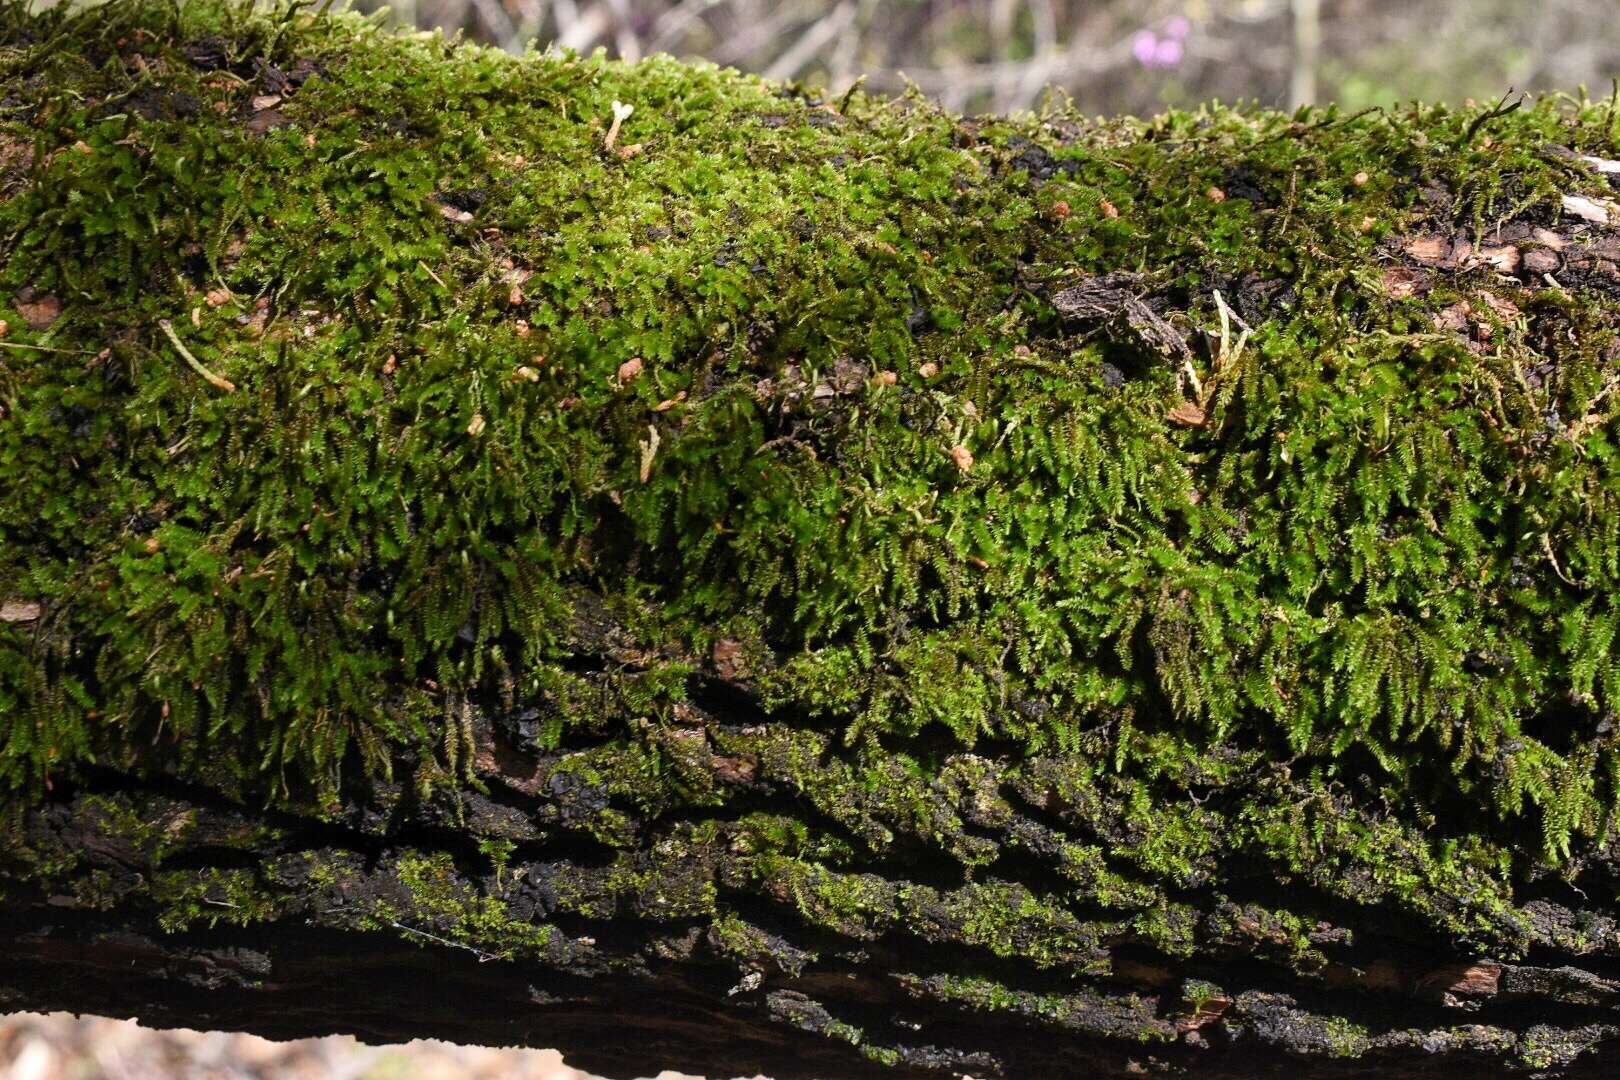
[4,2,1620,1075]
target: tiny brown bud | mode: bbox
[467,413,487,437]
[918,361,939,379]
[951,444,973,472]
[876,370,898,386]
[1050,200,1071,219]
[513,366,541,382]
[1207,186,1226,203]
[1099,199,1119,219]
[1352,170,1369,186]
[382,354,397,376]
[618,356,644,382]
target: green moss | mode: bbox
[151,866,281,931]
[899,972,1175,1043]
[384,850,554,961]
[4,8,1620,1053]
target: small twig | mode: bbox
[0,340,94,354]
[157,319,236,392]
[1459,89,1524,147]
[1255,105,1379,146]
[388,919,499,963]
[417,259,448,290]
[1543,532,1581,588]
[837,73,867,115]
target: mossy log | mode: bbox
[6,3,1620,1076]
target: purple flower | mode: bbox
[1132,17,1191,70]
[1133,29,1160,67]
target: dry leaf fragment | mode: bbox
[15,291,62,330]
[467,413,486,438]
[1523,248,1560,273]
[437,202,474,224]
[712,638,748,680]
[1381,268,1426,299]
[1562,193,1617,225]
[1582,155,1620,174]
[1434,301,1472,333]
[1532,227,1567,250]
[1403,235,1451,264]
[513,366,541,382]
[654,390,687,411]
[1478,291,1521,319]
[243,109,291,134]
[0,599,41,623]
[1167,400,1207,428]
[1478,245,1520,273]
[250,94,282,111]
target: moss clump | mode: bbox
[6,0,1620,858]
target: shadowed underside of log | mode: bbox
[6,760,1620,1079]
[6,2,1620,1076]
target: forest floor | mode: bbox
[0,1012,737,1080]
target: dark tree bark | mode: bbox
[6,734,1620,1079]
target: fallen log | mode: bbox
[4,3,1620,1076]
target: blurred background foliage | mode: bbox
[348,0,1620,115]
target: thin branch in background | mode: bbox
[1290,0,1320,108]
[358,0,1620,117]
[606,0,641,61]
[646,0,726,53]
[466,0,518,50]
[763,0,856,82]
[557,0,610,51]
